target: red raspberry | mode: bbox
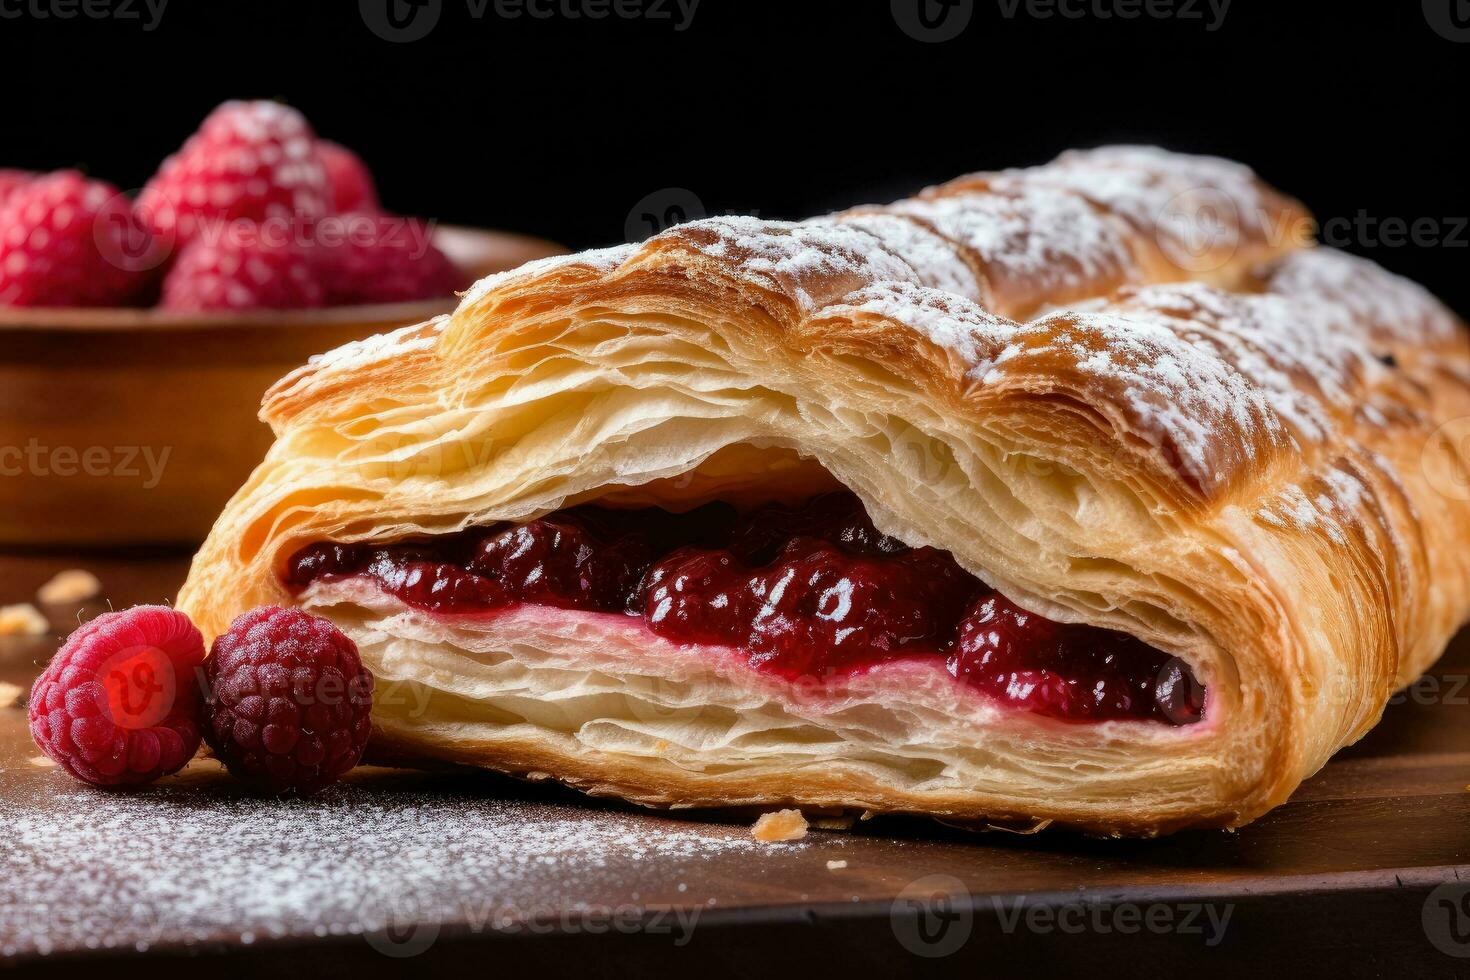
[201,606,374,795]
[316,213,463,304]
[319,140,380,213]
[0,171,163,307]
[28,606,206,787]
[0,168,37,206]
[138,100,330,249]
[160,222,326,311]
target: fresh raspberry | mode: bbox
[0,169,37,206]
[160,222,326,311]
[316,213,463,304]
[0,171,163,307]
[319,141,380,213]
[202,606,374,795]
[138,100,330,249]
[28,606,205,787]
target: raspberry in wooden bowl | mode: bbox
[0,101,563,546]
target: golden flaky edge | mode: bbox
[178,147,1470,836]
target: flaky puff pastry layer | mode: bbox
[179,147,1470,835]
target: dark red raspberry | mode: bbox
[160,223,326,311]
[202,606,374,794]
[28,606,205,787]
[138,100,330,249]
[315,213,462,304]
[0,171,163,307]
[318,141,380,213]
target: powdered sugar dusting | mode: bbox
[0,775,795,957]
[1256,483,1321,532]
[1111,280,1378,444]
[307,317,446,372]
[1259,248,1460,347]
[268,318,449,412]
[890,186,1135,309]
[678,215,921,313]
[834,212,983,300]
[1030,308,1286,487]
[1254,465,1369,543]
[461,243,636,306]
[1027,145,1272,235]
[316,148,1460,504]
[816,281,1017,378]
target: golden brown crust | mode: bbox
[178,146,1470,835]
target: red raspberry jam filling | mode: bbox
[285,493,1205,725]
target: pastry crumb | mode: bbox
[0,603,49,637]
[37,569,101,605]
[28,755,56,768]
[0,681,23,708]
[826,859,848,870]
[751,808,808,842]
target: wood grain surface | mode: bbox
[1,552,1467,978]
[0,226,563,548]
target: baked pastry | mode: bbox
[178,146,1470,835]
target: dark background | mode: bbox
[3,0,1467,316]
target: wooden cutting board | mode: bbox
[1,551,1467,978]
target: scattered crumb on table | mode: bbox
[27,755,55,768]
[751,808,808,842]
[826,859,848,870]
[0,603,49,637]
[0,681,22,708]
[37,569,102,605]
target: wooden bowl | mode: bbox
[0,226,563,547]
